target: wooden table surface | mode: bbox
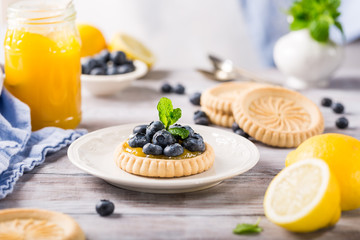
[0,69,359,239]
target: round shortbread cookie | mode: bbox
[201,82,266,114]
[232,86,324,148]
[0,208,85,240]
[202,106,234,128]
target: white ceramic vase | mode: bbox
[273,29,343,90]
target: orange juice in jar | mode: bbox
[4,0,81,130]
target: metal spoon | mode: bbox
[208,54,268,83]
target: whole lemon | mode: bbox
[285,133,360,211]
[77,23,106,57]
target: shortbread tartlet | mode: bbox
[114,97,215,178]
[114,141,214,178]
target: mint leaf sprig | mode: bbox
[233,218,263,235]
[157,97,189,139]
[288,0,344,43]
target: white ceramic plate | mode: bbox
[81,60,148,96]
[67,124,260,194]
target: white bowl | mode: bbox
[81,60,148,96]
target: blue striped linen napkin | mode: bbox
[0,88,87,199]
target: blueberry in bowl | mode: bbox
[114,97,215,178]
[81,50,148,96]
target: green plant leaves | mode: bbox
[169,127,189,139]
[309,18,330,42]
[288,0,344,42]
[157,97,173,129]
[233,218,263,235]
[156,97,189,138]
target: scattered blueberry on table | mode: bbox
[161,83,173,93]
[193,110,210,126]
[82,50,135,75]
[336,117,349,129]
[96,199,115,217]
[232,122,250,138]
[321,97,332,107]
[332,102,345,114]
[189,92,202,106]
[193,110,208,121]
[174,83,185,94]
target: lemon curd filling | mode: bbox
[123,141,203,160]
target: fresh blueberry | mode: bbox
[128,133,149,148]
[152,129,176,148]
[232,122,240,132]
[90,67,106,75]
[164,143,184,157]
[117,63,135,74]
[161,83,172,93]
[96,199,115,217]
[189,92,201,106]
[321,97,332,107]
[146,121,165,140]
[110,51,127,65]
[133,124,148,134]
[336,117,349,129]
[234,128,250,138]
[193,110,208,120]
[182,133,205,152]
[195,117,210,126]
[84,58,98,70]
[332,102,345,114]
[142,143,163,155]
[174,83,185,94]
[183,125,195,137]
[81,63,90,74]
[95,50,111,63]
[106,66,119,75]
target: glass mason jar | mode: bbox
[4,0,81,131]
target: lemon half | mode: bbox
[264,158,341,233]
[108,33,155,68]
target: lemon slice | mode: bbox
[264,158,341,233]
[108,33,155,68]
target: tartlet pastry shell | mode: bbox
[201,106,234,128]
[201,82,266,114]
[0,208,85,240]
[232,86,324,148]
[114,142,215,178]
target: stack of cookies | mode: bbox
[200,82,324,148]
